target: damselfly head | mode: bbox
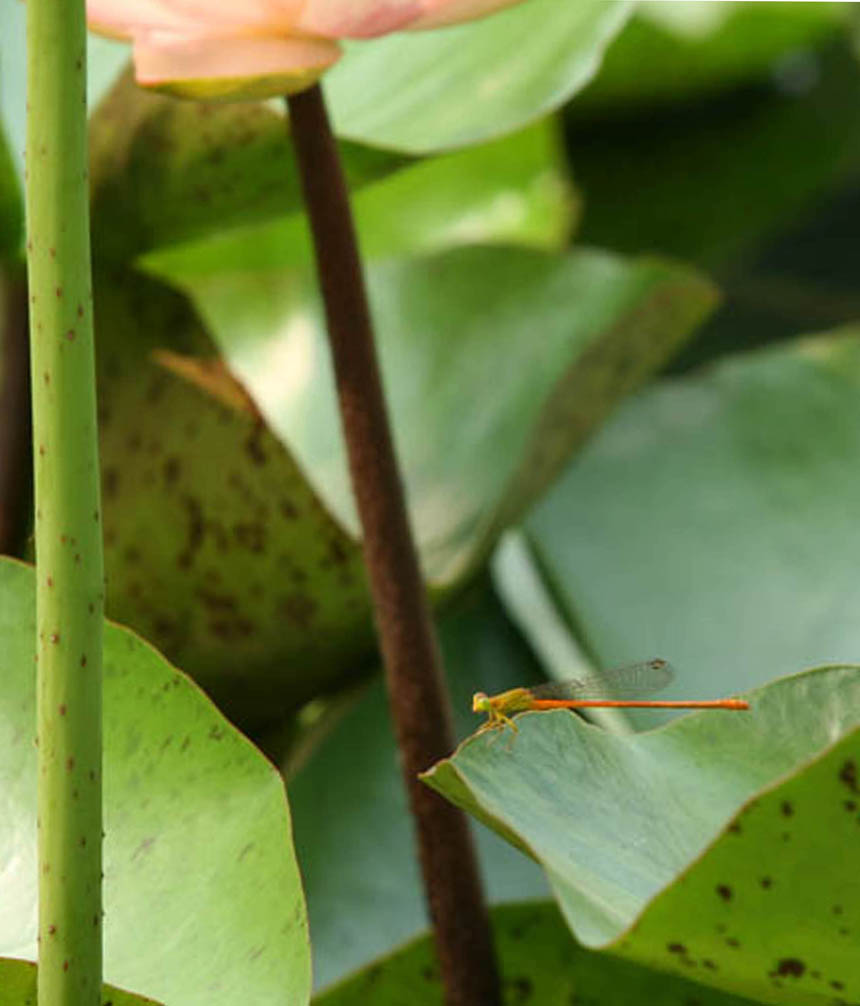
[472,691,490,714]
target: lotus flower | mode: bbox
[87,0,526,100]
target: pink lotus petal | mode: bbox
[87,0,529,99]
[88,0,305,39]
[409,0,523,30]
[87,0,195,38]
[87,0,527,44]
[133,30,340,99]
[294,0,426,39]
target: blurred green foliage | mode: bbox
[3,3,860,1003]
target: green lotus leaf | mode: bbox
[140,116,578,279]
[289,579,549,988]
[87,70,400,262]
[423,666,860,1003]
[527,328,860,714]
[158,245,717,587]
[0,961,160,1006]
[325,0,632,153]
[313,901,756,1006]
[96,269,371,727]
[618,722,860,1004]
[0,557,310,1005]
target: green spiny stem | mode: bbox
[26,1,104,1003]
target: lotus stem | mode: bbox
[26,0,104,1001]
[287,84,501,1006]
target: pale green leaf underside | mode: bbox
[0,558,310,1006]
[424,665,860,1004]
[326,0,633,153]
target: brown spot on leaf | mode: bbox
[103,467,119,497]
[324,536,349,567]
[716,884,732,901]
[163,456,181,485]
[208,615,255,640]
[233,521,265,552]
[504,976,532,1003]
[280,594,316,629]
[780,801,793,817]
[177,495,204,568]
[145,375,167,403]
[196,586,237,613]
[128,837,155,864]
[839,760,858,794]
[153,615,177,639]
[776,958,805,978]
[667,943,687,955]
[245,423,267,465]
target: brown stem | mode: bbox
[286,85,501,1006]
[0,268,32,556]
